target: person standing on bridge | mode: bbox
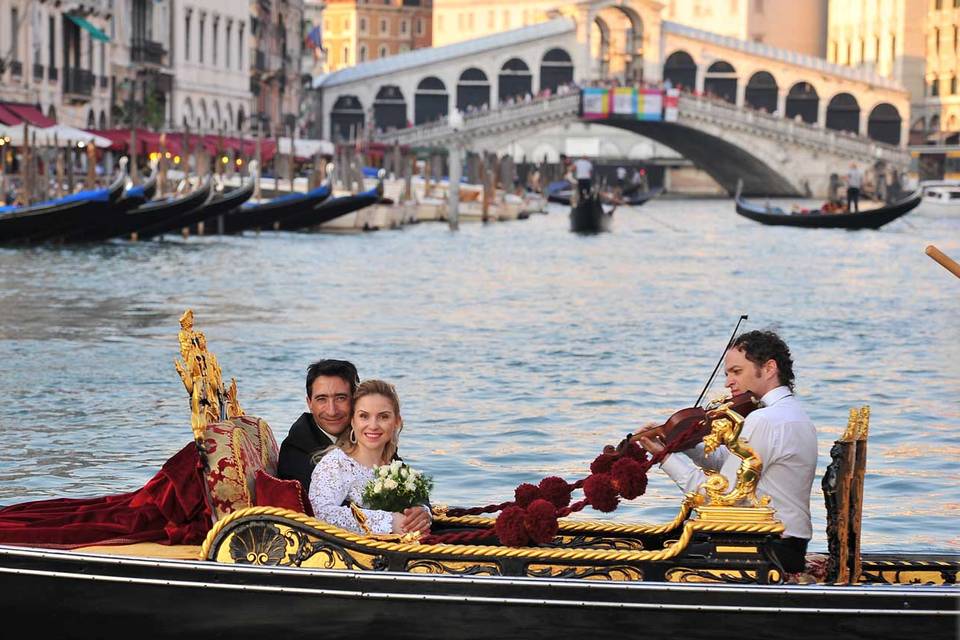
[845,163,863,213]
[574,155,594,202]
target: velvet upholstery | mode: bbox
[253,470,313,516]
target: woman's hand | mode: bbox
[391,507,431,535]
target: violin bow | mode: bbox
[693,314,748,408]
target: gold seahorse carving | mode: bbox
[174,309,226,441]
[696,408,769,508]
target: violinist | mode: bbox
[638,330,818,573]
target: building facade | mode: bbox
[251,0,306,137]
[321,0,432,73]
[923,0,960,141]
[0,0,113,128]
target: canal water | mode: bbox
[0,197,957,553]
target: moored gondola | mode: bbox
[59,168,160,242]
[621,185,664,206]
[220,183,332,234]
[276,185,381,231]
[734,181,922,230]
[71,177,214,242]
[137,177,255,239]
[0,171,126,244]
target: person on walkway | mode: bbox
[637,330,818,574]
[846,163,863,213]
[574,155,593,201]
[278,359,360,492]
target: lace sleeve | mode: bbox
[308,450,394,534]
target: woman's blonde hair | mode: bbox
[335,379,402,464]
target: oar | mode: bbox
[926,245,960,280]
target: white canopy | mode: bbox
[277,137,335,158]
[0,123,112,148]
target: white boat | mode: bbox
[922,183,960,210]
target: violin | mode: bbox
[622,391,760,455]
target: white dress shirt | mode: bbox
[660,386,818,539]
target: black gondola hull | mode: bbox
[138,180,256,238]
[570,196,612,233]
[276,189,380,231]
[0,544,955,640]
[734,191,923,230]
[221,186,332,234]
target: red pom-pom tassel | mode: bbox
[538,476,572,508]
[610,457,648,500]
[524,499,559,544]
[514,483,541,507]
[583,473,619,512]
[590,452,617,474]
[495,506,530,547]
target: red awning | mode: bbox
[0,102,56,127]
[86,129,279,163]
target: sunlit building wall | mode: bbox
[322,0,433,73]
[923,0,960,140]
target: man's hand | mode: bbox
[399,506,432,534]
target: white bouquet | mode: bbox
[362,461,433,512]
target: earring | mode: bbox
[349,429,357,444]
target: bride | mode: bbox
[308,379,431,535]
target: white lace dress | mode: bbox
[307,448,394,534]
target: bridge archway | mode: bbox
[785,82,818,124]
[374,85,407,131]
[663,51,696,91]
[826,93,860,134]
[704,61,737,104]
[499,58,532,103]
[591,18,611,79]
[540,48,574,94]
[591,6,643,83]
[745,71,778,113]
[330,95,365,142]
[415,77,448,125]
[867,103,901,145]
[457,68,490,112]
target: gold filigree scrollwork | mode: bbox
[349,502,421,543]
[695,405,769,508]
[174,309,227,441]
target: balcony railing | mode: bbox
[131,39,167,66]
[64,68,94,99]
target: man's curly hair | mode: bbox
[730,330,795,391]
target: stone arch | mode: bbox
[704,60,737,104]
[867,103,901,145]
[98,110,107,130]
[237,107,246,132]
[591,5,643,83]
[183,98,194,129]
[540,48,574,94]
[87,109,96,129]
[826,93,860,134]
[745,71,778,113]
[415,76,448,125]
[47,105,57,122]
[198,99,208,131]
[457,67,490,112]
[213,101,222,131]
[226,103,234,130]
[374,85,407,131]
[330,94,364,142]
[498,58,532,103]
[530,142,560,163]
[785,82,819,124]
[948,114,958,131]
[663,50,696,91]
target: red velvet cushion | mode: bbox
[253,470,313,516]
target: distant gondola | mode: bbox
[570,193,614,234]
[75,177,214,242]
[734,182,922,230]
[0,171,126,244]
[621,186,664,206]
[137,177,255,239]
[220,183,332,234]
[276,185,381,231]
[546,180,573,205]
[60,168,160,243]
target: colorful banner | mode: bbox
[581,88,610,120]
[611,88,637,116]
[663,88,680,122]
[638,89,663,121]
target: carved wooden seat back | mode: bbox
[821,406,870,584]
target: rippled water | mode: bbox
[0,198,957,553]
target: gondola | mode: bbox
[621,185,664,206]
[275,185,380,231]
[570,192,614,233]
[58,169,160,243]
[75,177,214,242]
[546,180,574,205]
[0,312,955,640]
[220,183,332,234]
[136,177,255,239]
[734,181,923,230]
[0,171,126,244]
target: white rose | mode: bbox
[390,460,402,473]
[373,480,383,493]
[405,479,416,492]
[384,478,398,490]
[400,467,408,480]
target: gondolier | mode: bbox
[573,155,593,202]
[846,163,863,213]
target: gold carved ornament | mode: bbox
[174,309,244,443]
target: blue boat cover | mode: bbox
[0,187,111,216]
[240,184,329,210]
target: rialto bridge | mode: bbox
[310,1,911,197]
